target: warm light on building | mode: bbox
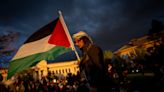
[114,31,164,59]
[36,60,79,79]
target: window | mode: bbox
[56,70,58,74]
[59,70,61,74]
[65,69,68,73]
[62,69,64,73]
[68,68,71,73]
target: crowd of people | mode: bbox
[0,70,116,92]
[0,71,83,92]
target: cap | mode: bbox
[73,31,93,43]
[73,31,89,39]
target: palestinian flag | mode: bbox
[7,15,73,79]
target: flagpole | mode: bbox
[58,11,81,62]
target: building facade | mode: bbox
[36,60,79,79]
[114,31,164,60]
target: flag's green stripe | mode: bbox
[7,46,71,79]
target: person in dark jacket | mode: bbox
[0,74,8,92]
[73,31,112,92]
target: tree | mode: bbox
[0,31,19,68]
[103,50,114,64]
[148,20,164,45]
[148,19,163,35]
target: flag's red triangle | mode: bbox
[48,18,70,48]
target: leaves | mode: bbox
[0,31,19,68]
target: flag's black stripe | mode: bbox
[24,18,59,44]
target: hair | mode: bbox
[0,74,3,82]
[80,36,92,44]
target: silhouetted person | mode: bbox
[73,31,113,92]
[0,74,8,92]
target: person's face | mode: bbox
[74,38,85,49]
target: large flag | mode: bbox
[7,13,74,79]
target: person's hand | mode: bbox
[77,61,80,65]
[74,61,80,65]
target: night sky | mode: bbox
[0,0,164,51]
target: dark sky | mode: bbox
[0,0,164,51]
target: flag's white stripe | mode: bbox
[13,35,55,60]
